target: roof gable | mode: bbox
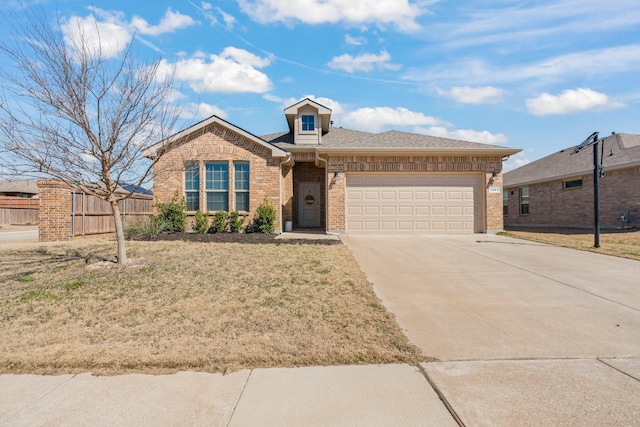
[143,115,288,159]
[284,98,332,133]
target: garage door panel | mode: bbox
[382,206,397,215]
[346,174,480,234]
[398,206,413,215]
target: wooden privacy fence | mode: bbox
[0,196,39,225]
[37,180,154,241]
[71,191,154,237]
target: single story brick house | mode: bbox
[504,132,640,229]
[144,98,520,234]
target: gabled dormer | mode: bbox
[284,98,332,145]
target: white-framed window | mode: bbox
[301,115,315,132]
[184,161,200,211]
[503,190,509,215]
[234,162,250,212]
[520,187,529,215]
[206,162,229,211]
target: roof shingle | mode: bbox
[504,133,640,187]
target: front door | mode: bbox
[298,182,321,227]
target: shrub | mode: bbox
[154,191,186,232]
[124,217,169,240]
[253,199,276,234]
[209,211,229,233]
[229,211,245,233]
[194,210,209,234]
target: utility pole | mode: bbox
[572,132,602,248]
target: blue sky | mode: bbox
[2,0,640,170]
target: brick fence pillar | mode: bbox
[37,180,72,242]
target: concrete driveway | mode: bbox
[342,234,640,426]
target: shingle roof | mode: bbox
[0,179,39,195]
[504,133,640,187]
[263,127,519,153]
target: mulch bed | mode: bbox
[149,232,341,245]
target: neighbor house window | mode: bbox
[520,187,530,215]
[503,191,509,215]
[184,161,200,211]
[564,179,583,189]
[301,115,315,132]
[234,162,250,212]
[206,162,229,211]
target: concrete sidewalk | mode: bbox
[0,364,457,427]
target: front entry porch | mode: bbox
[292,162,326,229]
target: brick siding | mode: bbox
[37,180,72,242]
[153,123,283,231]
[504,166,640,228]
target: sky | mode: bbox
[2,0,640,171]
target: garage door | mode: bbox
[346,174,481,233]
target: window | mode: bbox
[234,162,250,212]
[564,179,583,189]
[184,162,200,211]
[206,162,229,211]
[503,191,509,215]
[520,187,529,215]
[301,115,315,132]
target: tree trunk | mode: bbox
[110,200,128,265]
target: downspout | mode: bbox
[314,150,328,233]
[279,152,294,233]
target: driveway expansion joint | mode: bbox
[226,369,252,427]
[416,363,465,427]
[597,358,640,383]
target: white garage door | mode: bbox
[346,174,481,234]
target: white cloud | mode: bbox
[416,126,508,144]
[405,44,640,87]
[61,8,196,59]
[503,151,531,172]
[61,13,133,59]
[157,47,272,93]
[201,2,213,10]
[237,0,426,31]
[167,89,187,102]
[130,8,196,36]
[343,107,444,133]
[526,88,623,115]
[328,50,400,73]
[345,34,367,45]
[439,86,506,104]
[179,103,228,120]
[217,7,237,29]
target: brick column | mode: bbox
[37,180,72,242]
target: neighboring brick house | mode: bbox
[145,98,520,234]
[504,133,640,229]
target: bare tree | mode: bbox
[0,8,178,264]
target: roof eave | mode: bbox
[143,116,288,159]
[316,147,522,156]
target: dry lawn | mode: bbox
[501,227,640,261]
[0,239,422,375]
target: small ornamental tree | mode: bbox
[0,8,179,264]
